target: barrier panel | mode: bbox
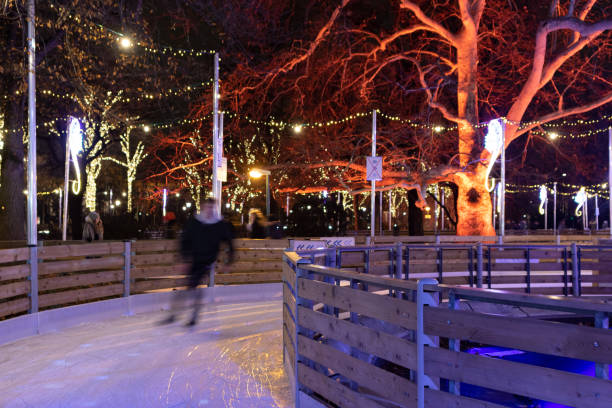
[283,251,612,408]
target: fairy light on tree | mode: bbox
[67,117,83,194]
[104,125,148,212]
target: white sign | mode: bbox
[289,239,327,251]
[321,237,355,248]
[219,157,227,182]
[366,156,382,181]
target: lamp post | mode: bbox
[249,169,271,217]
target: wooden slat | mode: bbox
[132,253,180,266]
[298,278,417,329]
[0,263,30,281]
[443,285,612,313]
[132,240,177,252]
[425,306,612,364]
[298,335,417,407]
[38,256,125,275]
[131,264,188,279]
[38,284,124,308]
[297,363,385,408]
[425,388,507,408]
[216,272,282,284]
[132,278,188,292]
[283,324,295,371]
[283,283,296,317]
[230,260,283,272]
[0,247,29,263]
[282,263,297,291]
[425,346,612,408]
[298,306,417,370]
[39,242,124,259]
[39,270,124,291]
[300,264,419,292]
[339,251,365,265]
[0,297,30,318]
[0,281,30,299]
[283,302,296,337]
[234,249,284,261]
[234,239,289,249]
[582,274,612,283]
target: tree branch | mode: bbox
[399,1,457,45]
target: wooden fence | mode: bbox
[310,243,612,296]
[0,239,288,319]
[283,252,612,408]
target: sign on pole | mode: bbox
[367,156,382,181]
[219,157,228,182]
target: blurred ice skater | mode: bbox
[160,198,234,326]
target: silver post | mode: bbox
[544,194,548,231]
[26,0,37,246]
[388,190,392,231]
[123,240,131,298]
[379,189,383,234]
[553,182,557,234]
[440,187,445,232]
[58,188,62,232]
[492,179,497,231]
[584,196,589,231]
[500,121,506,237]
[476,243,483,288]
[571,243,579,296]
[62,138,70,241]
[212,53,219,207]
[595,194,599,231]
[286,195,290,218]
[609,127,612,237]
[217,111,224,214]
[371,110,376,238]
[434,185,438,235]
[265,174,270,218]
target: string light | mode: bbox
[47,4,218,57]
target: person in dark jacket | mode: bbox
[246,208,268,238]
[82,212,104,242]
[160,198,234,326]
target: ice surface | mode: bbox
[0,300,292,408]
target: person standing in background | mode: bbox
[82,212,104,242]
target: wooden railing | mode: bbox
[0,239,289,319]
[283,252,612,408]
[301,243,612,296]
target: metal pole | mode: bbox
[212,53,219,207]
[609,126,612,237]
[553,182,557,234]
[217,111,224,214]
[500,122,506,237]
[379,189,383,235]
[595,194,599,231]
[585,197,589,231]
[265,174,270,218]
[58,188,62,232]
[286,195,290,218]
[26,0,37,246]
[62,147,69,240]
[371,110,376,237]
[440,188,445,232]
[545,196,548,230]
[434,185,438,235]
[388,190,392,231]
[492,180,497,231]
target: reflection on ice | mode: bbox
[0,300,291,408]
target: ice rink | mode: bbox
[0,298,292,408]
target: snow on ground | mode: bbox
[0,300,292,408]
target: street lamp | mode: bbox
[118,36,133,49]
[249,168,271,217]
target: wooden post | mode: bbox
[571,243,580,297]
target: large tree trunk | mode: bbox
[408,189,423,235]
[454,29,495,236]
[455,169,495,236]
[0,90,26,240]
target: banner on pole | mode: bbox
[366,156,382,181]
[219,157,227,182]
